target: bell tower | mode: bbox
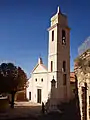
[48,7,71,102]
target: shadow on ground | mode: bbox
[0,99,80,120]
[38,99,80,120]
[0,102,41,120]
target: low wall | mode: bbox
[0,97,9,111]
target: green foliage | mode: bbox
[17,67,27,91]
[0,63,27,93]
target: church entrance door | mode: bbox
[37,89,41,103]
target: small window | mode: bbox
[29,92,31,100]
[35,78,37,82]
[62,30,66,45]
[41,78,43,82]
[63,61,66,72]
[52,30,54,41]
[63,74,66,85]
[51,61,53,72]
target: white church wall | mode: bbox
[31,72,48,103]
[48,27,57,55]
[26,77,32,100]
[48,54,57,72]
[26,63,49,104]
[26,57,49,104]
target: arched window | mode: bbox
[62,30,66,45]
[35,78,37,82]
[63,61,66,72]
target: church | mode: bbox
[26,7,71,105]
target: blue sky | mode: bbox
[0,0,90,77]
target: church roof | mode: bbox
[31,58,47,74]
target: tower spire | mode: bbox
[57,6,60,13]
[38,57,43,64]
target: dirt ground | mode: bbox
[0,102,42,120]
[0,101,78,120]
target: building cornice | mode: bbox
[48,23,58,31]
[48,23,70,31]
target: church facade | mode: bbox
[26,58,48,103]
[26,7,71,104]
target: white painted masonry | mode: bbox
[26,58,48,103]
[26,7,71,104]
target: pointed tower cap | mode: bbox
[38,57,43,64]
[57,6,60,13]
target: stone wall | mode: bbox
[74,49,90,120]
